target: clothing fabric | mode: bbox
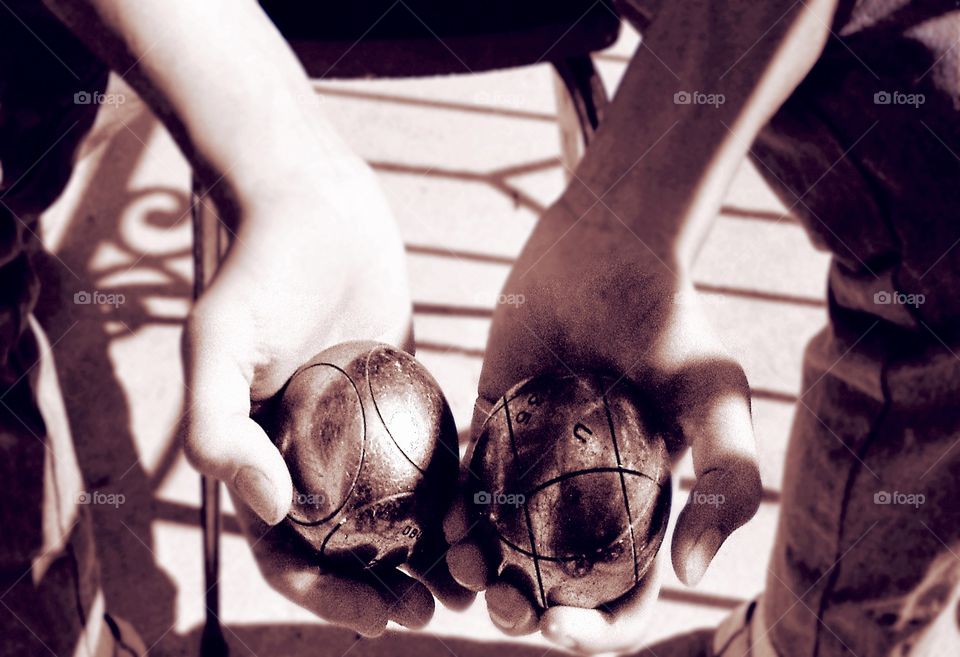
[751,2,960,656]
[0,2,111,655]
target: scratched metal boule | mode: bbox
[273,341,458,570]
[467,373,671,609]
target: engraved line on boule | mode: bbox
[513,373,609,483]
[285,362,367,527]
[602,386,641,585]
[504,393,548,608]
[365,347,427,474]
[521,466,662,499]
[493,470,662,560]
[317,490,418,563]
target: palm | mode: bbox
[447,202,762,654]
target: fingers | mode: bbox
[669,363,762,586]
[542,555,662,654]
[442,494,472,545]
[234,500,392,636]
[235,497,435,635]
[443,480,537,634]
[183,305,292,525]
[375,568,436,630]
[283,569,392,637]
[443,435,538,636]
[485,581,539,636]
[443,479,495,594]
[443,395,498,592]
[408,555,477,611]
[408,521,476,610]
[445,540,492,592]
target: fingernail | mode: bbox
[235,466,283,524]
[356,623,385,639]
[451,543,489,591]
[685,527,724,586]
[490,602,535,633]
[488,605,517,630]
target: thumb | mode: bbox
[182,306,292,525]
[670,371,761,587]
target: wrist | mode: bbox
[551,192,692,283]
[214,145,376,228]
[189,88,365,210]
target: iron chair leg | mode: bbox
[552,54,609,174]
[192,175,230,657]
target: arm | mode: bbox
[448,0,838,652]
[567,0,836,269]
[44,0,357,203]
[43,0,468,635]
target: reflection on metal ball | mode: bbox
[468,373,671,608]
[273,341,458,570]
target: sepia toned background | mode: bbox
[35,20,830,657]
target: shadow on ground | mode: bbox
[33,105,191,656]
[188,623,574,657]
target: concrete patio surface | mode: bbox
[34,20,830,657]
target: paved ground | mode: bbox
[35,20,830,657]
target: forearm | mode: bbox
[44,0,358,205]
[564,0,837,271]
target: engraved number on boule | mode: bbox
[401,525,421,539]
[573,422,593,443]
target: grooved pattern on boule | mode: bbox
[468,373,671,609]
[272,341,458,571]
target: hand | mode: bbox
[233,486,472,637]
[444,200,762,653]
[182,161,470,635]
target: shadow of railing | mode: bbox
[33,104,192,656]
[22,74,806,657]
